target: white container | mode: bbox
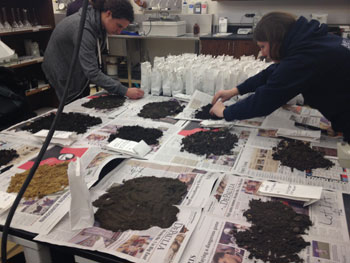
[188,2,194,14]
[0,40,15,63]
[182,1,188,14]
[194,2,201,14]
[201,1,208,14]
[219,17,228,33]
[310,13,328,24]
[142,21,186,37]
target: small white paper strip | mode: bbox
[0,191,16,215]
[200,120,233,128]
[106,138,152,158]
[34,129,77,145]
[258,181,322,206]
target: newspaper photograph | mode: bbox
[35,159,220,262]
[0,146,126,234]
[153,121,252,173]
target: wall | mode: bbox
[133,0,350,25]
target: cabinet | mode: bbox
[0,0,58,110]
[200,39,260,58]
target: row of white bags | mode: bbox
[141,54,273,97]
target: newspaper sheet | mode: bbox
[73,117,185,160]
[153,121,252,173]
[0,146,125,234]
[174,90,265,129]
[2,109,110,140]
[0,133,41,171]
[180,175,350,263]
[234,131,349,192]
[117,95,187,125]
[63,92,130,119]
[35,159,220,263]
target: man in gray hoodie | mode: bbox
[43,0,144,104]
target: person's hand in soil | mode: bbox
[212,87,239,104]
[126,88,144,99]
[210,100,225,118]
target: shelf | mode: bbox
[25,84,50,96]
[2,57,44,69]
[0,26,53,36]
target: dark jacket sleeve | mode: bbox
[78,29,128,96]
[224,56,315,121]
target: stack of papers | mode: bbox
[106,138,151,158]
[34,129,77,146]
[258,181,323,206]
[276,128,321,142]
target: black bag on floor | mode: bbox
[0,67,35,130]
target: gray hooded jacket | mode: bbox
[42,6,127,103]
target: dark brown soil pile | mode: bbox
[138,100,184,119]
[81,94,126,109]
[181,129,238,156]
[21,112,102,134]
[272,139,334,172]
[108,125,163,145]
[234,199,312,263]
[93,176,187,232]
[0,149,19,167]
[194,104,222,120]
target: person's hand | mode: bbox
[125,88,144,99]
[209,100,225,118]
[212,87,239,104]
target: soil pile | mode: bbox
[194,104,222,120]
[108,125,163,145]
[181,129,238,156]
[7,162,69,199]
[138,100,184,119]
[272,139,334,172]
[0,149,19,167]
[82,94,125,109]
[234,199,312,263]
[93,176,188,232]
[21,112,102,134]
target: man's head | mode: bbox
[92,0,134,34]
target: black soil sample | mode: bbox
[138,100,184,119]
[234,199,312,263]
[0,149,19,167]
[21,112,102,134]
[194,104,222,120]
[108,125,163,145]
[93,176,188,232]
[272,139,334,172]
[181,129,238,156]
[81,94,126,109]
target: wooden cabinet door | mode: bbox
[200,40,235,56]
[233,40,260,58]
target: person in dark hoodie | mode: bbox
[210,12,350,142]
[42,0,144,104]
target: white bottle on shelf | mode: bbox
[201,1,208,14]
[188,1,194,14]
[182,1,188,14]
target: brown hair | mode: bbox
[91,0,134,22]
[253,12,296,61]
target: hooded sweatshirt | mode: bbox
[42,6,127,104]
[223,16,350,140]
